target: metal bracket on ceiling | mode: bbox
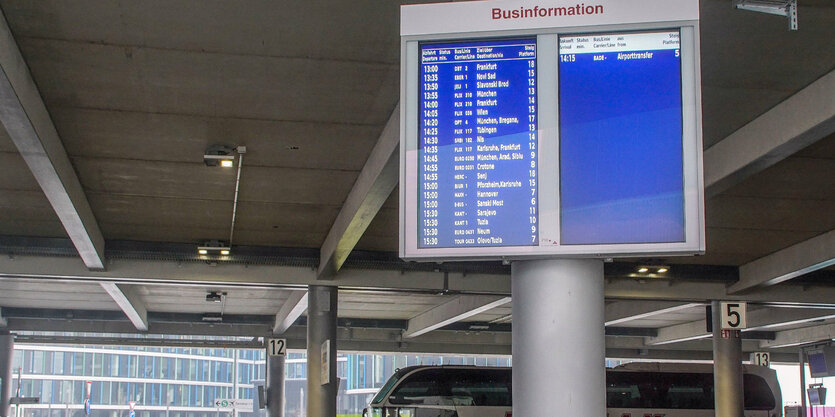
[734,0,798,31]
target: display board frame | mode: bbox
[400,0,704,261]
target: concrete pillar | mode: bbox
[0,332,13,417]
[306,286,337,417]
[711,300,744,417]
[799,349,807,416]
[512,259,605,417]
[266,354,284,417]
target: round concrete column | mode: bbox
[306,285,337,417]
[0,332,13,417]
[512,259,606,417]
[267,354,284,417]
[712,300,744,417]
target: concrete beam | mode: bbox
[99,283,148,331]
[403,295,512,338]
[761,322,835,349]
[704,68,835,197]
[7,255,835,304]
[273,291,308,334]
[647,307,835,346]
[0,10,105,270]
[646,319,710,346]
[605,301,702,326]
[317,105,400,280]
[730,229,835,293]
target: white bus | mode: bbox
[364,362,781,417]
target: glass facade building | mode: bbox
[9,344,513,417]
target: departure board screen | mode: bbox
[559,30,685,245]
[418,38,538,248]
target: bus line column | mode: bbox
[0,331,13,417]
[306,285,338,417]
[512,259,606,417]
[711,300,744,417]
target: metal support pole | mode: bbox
[799,349,807,416]
[512,259,605,417]
[232,350,238,417]
[266,355,284,417]
[306,286,337,417]
[0,333,13,417]
[712,300,744,417]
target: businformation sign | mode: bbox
[400,0,704,261]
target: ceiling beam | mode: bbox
[761,322,835,349]
[605,301,702,326]
[647,307,835,346]
[6,254,835,304]
[0,10,105,270]
[704,68,835,197]
[646,318,709,346]
[99,283,148,331]
[730,229,835,293]
[403,295,512,338]
[317,105,400,280]
[273,290,308,334]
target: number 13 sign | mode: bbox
[720,302,747,330]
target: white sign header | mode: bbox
[401,0,699,36]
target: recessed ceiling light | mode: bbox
[657,268,668,273]
[220,249,230,256]
[637,267,649,273]
[220,159,234,168]
[198,249,208,255]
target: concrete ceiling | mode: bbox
[0,0,833,359]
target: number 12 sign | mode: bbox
[720,302,747,330]
[267,339,286,356]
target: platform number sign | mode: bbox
[751,352,770,367]
[720,302,747,330]
[267,338,286,356]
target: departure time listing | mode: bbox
[418,38,538,249]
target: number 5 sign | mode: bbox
[267,339,286,356]
[720,302,747,330]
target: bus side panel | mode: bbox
[455,407,512,417]
[607,409,772,417]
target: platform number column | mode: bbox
[527,55,537,244]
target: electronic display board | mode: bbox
[418,38,538,248]
[559,30,684,245]
[401,0,704,261]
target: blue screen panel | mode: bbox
[418,38,538,248]
[559,30,685,245]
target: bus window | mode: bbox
[607,371,777,411]
[388,368,512,407]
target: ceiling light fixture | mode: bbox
[657,267,668,273]
[637,267,649,273]
[203,145,236,167]
[197,240,231,256]
[205,291,225,303]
